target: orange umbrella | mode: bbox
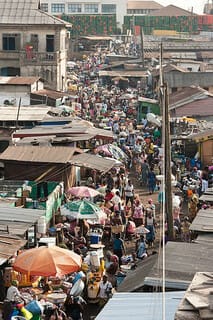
[13,246,82,277]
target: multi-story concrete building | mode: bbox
[40,0,128,29]
[0,0,71,91]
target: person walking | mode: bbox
[147,168,156,194]
[112,233,125,266]
[124,179,134,213]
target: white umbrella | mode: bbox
[136,225,150,234]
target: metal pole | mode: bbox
[16,98,21,129]
[160,42,173,241]
[140,27,145,67]
[164,84,174,241]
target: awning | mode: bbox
[70,153,118,173]
[0,234,27,265]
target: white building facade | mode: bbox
[40,0,128,29]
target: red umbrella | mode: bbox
[67,186,101,198]
[13,246,82,277]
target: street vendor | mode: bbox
[97,275,113,306]
[6,280,26,304]
[3,280,26,320]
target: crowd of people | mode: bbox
[2,49,213,320]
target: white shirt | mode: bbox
[98,280,112,298]
[6,285,21,302]
[125,184,134,197]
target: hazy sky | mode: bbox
[157,0,207,14]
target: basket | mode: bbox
[111,225,124,234]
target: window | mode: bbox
[46,35,55,52]
[101,4,116,13]
[84,4,98,13]
[3,34,20,51]
[40,3,48,12]
[68,3,82,13]
[51,3,65,13]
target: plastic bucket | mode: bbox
[25,300,43,315]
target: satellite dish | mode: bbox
[146,113,161,127]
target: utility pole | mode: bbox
[160,43,174,241]
[140,27,145,68]
[16,98,21,130]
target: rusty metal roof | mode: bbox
[174,97,213,117]
[0,234,26,265]
[151,4,196,16]
[169,87,208,109]
[0,146,82,163]
[32,89,69,100]
[0,76,41,85]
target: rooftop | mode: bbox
[127,1,163,10]
[0,77,41,85]
[0,0,71,26]
[151,4,197,16]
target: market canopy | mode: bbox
[67,186,101,198]
[13,245,82,277]
[61,199,106,221]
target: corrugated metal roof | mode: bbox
[13,125,89,139]
[0,106,51,121]
[195,233,213,245]
[0,146,82,163]
[0,221,35,236]
[99,70,148,78]
[169,86,208,109]
[0,204,45,223]
[96,292,184,320]
[32,89,69,100]
[144,241,213,289]
[190,209,213,232]
[188,128,213,141]
[70,153,117,173]
[80,36,113,41]
[13,124,114,140]
[0,0,71,26]
[174,97,213,117]
[127,1,163,10]
[0,234,27,265]
[151,4,196,16]
[0,76,41,85]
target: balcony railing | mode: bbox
[19,51,59,65]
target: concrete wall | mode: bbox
[0,81,44,106]
[41,0,128,28]
[164,72,213,90]
[0,26,68,90]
